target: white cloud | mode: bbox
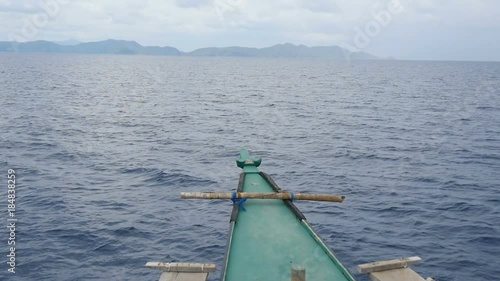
[0,0,499,60]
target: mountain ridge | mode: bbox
[0,39,378,59]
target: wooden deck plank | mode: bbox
[357,256,422,274]
[145,262,216,273]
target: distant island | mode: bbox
[0,39,377,59]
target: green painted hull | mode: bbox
[221,150,356,281]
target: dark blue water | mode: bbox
[1,54,499,281]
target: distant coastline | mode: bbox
[0,39,378,59]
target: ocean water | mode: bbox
[0,53,499,281]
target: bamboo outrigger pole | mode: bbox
[180,192,345,203]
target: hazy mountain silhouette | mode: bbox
[0,39,377,59]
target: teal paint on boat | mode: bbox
[222,149,356,281]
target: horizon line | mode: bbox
[2,39,500,62]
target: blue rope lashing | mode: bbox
[237,198,247,212]
[290,192,294,202]
[231,191,247,212]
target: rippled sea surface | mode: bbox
[1,54,499,281]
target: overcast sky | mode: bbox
[1,0,499,61]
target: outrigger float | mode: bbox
[146,150,435,281]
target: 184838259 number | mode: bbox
[8,169,16,214]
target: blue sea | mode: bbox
[1,53,499,281]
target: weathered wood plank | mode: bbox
[146,262,216,273]
[357,256,422,274]
[180,192,345,202]
[369,268,425,281]
[291,264,306,281]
